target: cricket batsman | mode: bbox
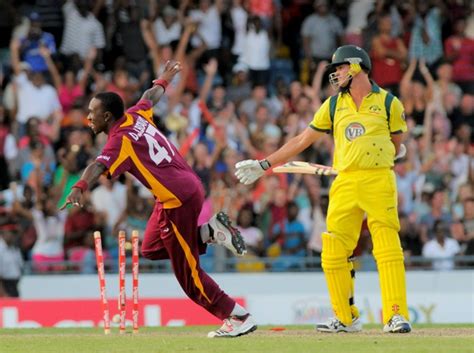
[235,45,411,333]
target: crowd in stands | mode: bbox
[0,0,473,295]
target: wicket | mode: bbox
[93,230,140,334]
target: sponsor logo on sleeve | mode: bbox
[97,155,111,161]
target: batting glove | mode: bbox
[235,159,266,185]
[394,144,407,161]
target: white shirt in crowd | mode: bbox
[0,238,23,280]
[237,226,263,248]
[60,0,105,59]
[230,6,248,56]
[240,29,270,70]
[14,72,61,124]
[301,12,343,59]
[190,6,221,50]
[153,18,181,46]
[422,237,460,271]
[91,181,127,231]
[31,209,67,257]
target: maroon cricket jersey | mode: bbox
[96,99,201,209]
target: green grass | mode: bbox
[0,325,473,353]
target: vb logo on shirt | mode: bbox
[345,122,366,141]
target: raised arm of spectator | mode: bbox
[306,60,328,110]
[174,20,195,63]
[39,45,62,91]
[177,0,191,24]
[302,36,312,62]
[420,103,436,170]
[78,47,97,91]
[214,0,225,13]
[199,58,218,102]
[235,118,259,159]
[140,18,161,75]
[418,58,434,101]
[400,58,417,100]
[9,38,21,76]
[92,0,106,18]
[371,36,407,62]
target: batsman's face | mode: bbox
[329,64,351,89]
[87,98,108,134]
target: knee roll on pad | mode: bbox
[321,232,348,270]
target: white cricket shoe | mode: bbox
[208,314,257,338]
[316,316,362,333]
[383,314,411,333]
[207,212,247,256]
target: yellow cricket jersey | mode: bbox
[310,82,407,172]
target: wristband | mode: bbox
[152,79,169,91]
[72,180,89,193]
[259,159,271,171]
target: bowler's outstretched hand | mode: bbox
[59,187,83,210]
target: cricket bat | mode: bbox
[272,161,338,176]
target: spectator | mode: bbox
[19,12,57,73]
[422,219,460,270]
[239,16,271,87]
[20,141,56,192]
[46,47,96,113]
[431,61,463,116]
[370,12,407,96]
[60,0,105,60]
[230,0,248,62]
[189,0,224,58]
[236,206,264,256]
[30,187,67,272]
[239,84,282,122]
[408,1,443,71]
[444,17,474,95]
[399,212,422,259]
[227,63,252,106]
[63,191,104,273]
[0,106,18,190]
[301,0,343,74]
[0,222,24,297]
[152,6,181,47]
[394,155,418,215]
[400,58,434,126]
[113,1,149,81]
[10,38,62,139]
[302,178,328,257]
[419,188,453,244]
[270,201,307,270]
[90,176,127,249]
[462,197,474,240]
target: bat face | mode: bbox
[272,161,338,176]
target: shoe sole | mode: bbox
[228,325,258,338]
[385,326,411,333]
[316,328,362,333]
[236,324,257,337]
[209,325,258,338]
[216,212,247,256]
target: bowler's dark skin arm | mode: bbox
[141,60,182,106]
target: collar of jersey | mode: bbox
[340,81,380,96]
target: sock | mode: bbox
[230,303,248,317]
